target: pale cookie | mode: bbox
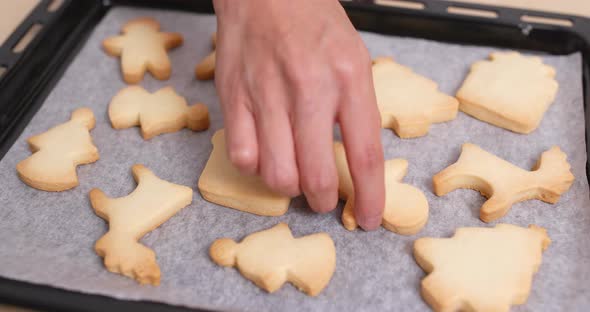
[372,57,458,138]
[334,142,428,235]
[456,51,559,133]
[433,143,574,222]
[414,224,551,312]
[198,130,290,216]
[90,164,193,285]
[103,17,183,84]
[16,108,99,192]
[109,85,209,139]
[210,223,336,296]
[195,32,216,80]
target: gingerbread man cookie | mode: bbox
[109,86,209,139]
[457,52,559,133]
[198,129,290,216]
[372,57,458,138]
[334,142,428,235]
[90,164,193,285]
[414,224,551,312]
[433,143,574,222]
[210,223,336,296]
[195,32,216,80]
[103,17,183,84]
[17,108,99,192]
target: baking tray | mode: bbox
[0,0,589,311]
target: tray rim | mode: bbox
[0,0,589,311]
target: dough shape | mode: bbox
[414,224,551,312]
[103,17,183,84]
[457,51,559,133]
[198,130,290,216]
[334,142,428,235]
[109,85,209,139]
[372,57,458,138]
[195,32,216,80]
[16,108,99,192]
[90,164,193,285]
[433,143,574,222]
[210,223,336,296]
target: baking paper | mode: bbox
[0,6,588,312]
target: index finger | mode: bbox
[338,60,385,231]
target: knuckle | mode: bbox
[285,56,321,91]
[333,58,362,85]
[295,92,318,116]
[289,67,312,92]
[228,146,257,172]
[248,66,275,101]
[353,144,383,172]
[332,46,371,83]
[301,171,338,195]
[290,74,328,116]
[219,80,243,108]
[263,166,298,194]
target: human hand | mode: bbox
[213,0,385,230]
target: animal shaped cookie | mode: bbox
[198,130,290,216]
[334,142,428,235]
[103,17,183,84]
[109,86,209,139]
[457,52,559,133]
[90,164,193,285]
[210,223,336,296]
[433,143,574,222]
[414,224,551,312]
[195,32,216,80]
[372,57,458,138]
[16,108,99,192]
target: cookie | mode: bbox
[372,57,458,138]
[90,164,193,285]
[103,17,183,84]
[16,108,99,192]
[195,32,216,80]
[210,223,336,296]
[198,129,290,216]
[414,224,551,312]
[456,52,559,133]
[334,142,428,235]
[433,143,574,222]
[109,85,209,139]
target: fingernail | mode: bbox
[358,215,382,231]
[307,192,338,214]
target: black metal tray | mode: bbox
[0,0,588,311]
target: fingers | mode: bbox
[215,25,259,175]
[250,66,300,197]
[338,58,385,231]
[220,85,259,175]
[293,91,339,214]
[218,57,300,199]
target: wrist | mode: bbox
[212,0,230,14]
[213,0,249,20]
[213,0,292,18]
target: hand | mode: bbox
[213,0,385,230]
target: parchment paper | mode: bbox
[0,6,589,312]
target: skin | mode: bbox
[213,0,385,230]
